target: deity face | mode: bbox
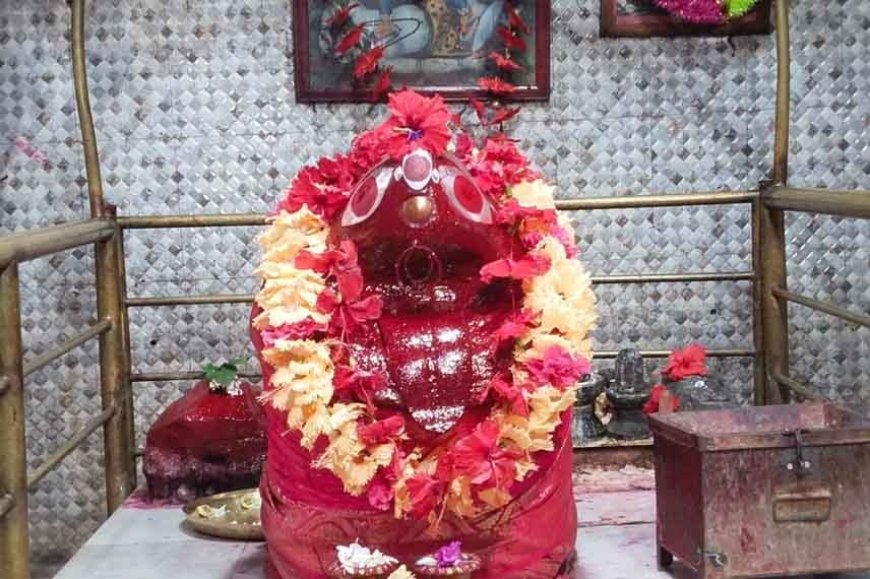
[331,148,518,435]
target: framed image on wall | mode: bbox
[600,0,772,38]
[292,1,551,103]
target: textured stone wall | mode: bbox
[1,0,868,572]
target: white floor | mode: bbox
[53,489,868,579]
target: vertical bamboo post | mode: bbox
[0,262,29,579]
[71,0,136,510]
[759,0,792,404]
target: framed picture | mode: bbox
[292,1,551,103]
[600,0,772,38]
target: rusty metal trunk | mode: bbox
[649,403,870,578]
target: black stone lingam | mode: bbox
[605,348,652,440]
[572,372,607,445]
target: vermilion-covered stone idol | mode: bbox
[252,91,597,579]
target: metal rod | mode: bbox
[72,0,107,218]
[115,230,137,493]
[27,405,117,490]
[764,186,870,219]
[594,348,754,360]
[126,293,257,307]
[0,219,114,267]
[119,213,268,229]
[771,373,821,401]
[759,186,791,404]
[130,370,263,383]
[556,190,757,211]
[750,199,766,406]
[0,263,29,579]
[72,0,136,513]
[22,318,112,378]
[773,287,870,328]
[591,271,754,285]
[773,0,791,184]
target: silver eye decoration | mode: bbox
[442,171,493,224]
[341,168,391,227]
[401,149,433,191]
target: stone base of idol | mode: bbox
[51,476,869,579]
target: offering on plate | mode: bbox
[414,542,481,578]
[329,542,399,578]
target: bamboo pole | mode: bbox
[72,0,135,512]
[22,318,112,378]
[773,287,870,328]
[0,263,29,579]
[765,186,870,219]
[0,219,114,267]
[751,200,766,405]
[759,0,793,404]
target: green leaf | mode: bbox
[726,0,758,18]
[202,358,245,386]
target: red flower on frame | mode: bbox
[523,346,591,389]
[354,46,384,79]
[376,89,453,157]
[507,6,530,34]
[489,51,523,71]
[661,343,708,382]
[336,23,365,55]
[327,3,359,27]
[490,105,521,125]
[477,76,516,94]
[450,420,521,490]
[497,26,527,51]
[371,67,393,102]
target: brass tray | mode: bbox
[183,488,264,541]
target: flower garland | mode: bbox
[254,90,597,523]
[653,0,760,24]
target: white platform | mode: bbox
[53,489,869,579]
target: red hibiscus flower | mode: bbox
[477,76,517,94]
[278,157,355,222]
[260,319,326,346]
[493,309,539,347]
[333,365,388,410]
[489,51,523,71]
[296,240,363,301]
[371,67,393,102]
[357,414,405,445]
[643,384,681,414]
[480,253,550,284]
[349,129,391,176]
[495,198,557,228]
[497,25,527,51]
[366,477,393,511]
[336,23,365,55]
[450,420,521,490]
[661,344,708,382]
[483,373,529,416]
[317,288,383,337]
[354,46,384,79]
[406,474,445,519]
[327,3,359,27]
[523,346,591,389]
[376,89,453,157]
[468,137,540,197]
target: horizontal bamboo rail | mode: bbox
[130,369,263,383]
[773,287,870,328]
[125,294,255,307]
[772,372,821,401]
[22,318,112,378]
[119,214,267,229]
[27,405,117,489]
[0,219,114,267]
[595,348,754,360]
[764,186,870,219]
[591,271,754,284]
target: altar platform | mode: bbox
[52,467,869,579]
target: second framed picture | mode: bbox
[292,1,551,103]
[600,0,772,38]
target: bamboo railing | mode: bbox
[1,0,869,577]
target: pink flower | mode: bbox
[436,541,463,568]
[523,347,590,389]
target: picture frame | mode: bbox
[600,0,772,38]
[292,1,551,103]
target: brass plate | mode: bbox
[183,488,264,541]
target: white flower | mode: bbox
[336,541,397,573]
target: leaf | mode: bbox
[726,0,758,18]
[202,358,243,386]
